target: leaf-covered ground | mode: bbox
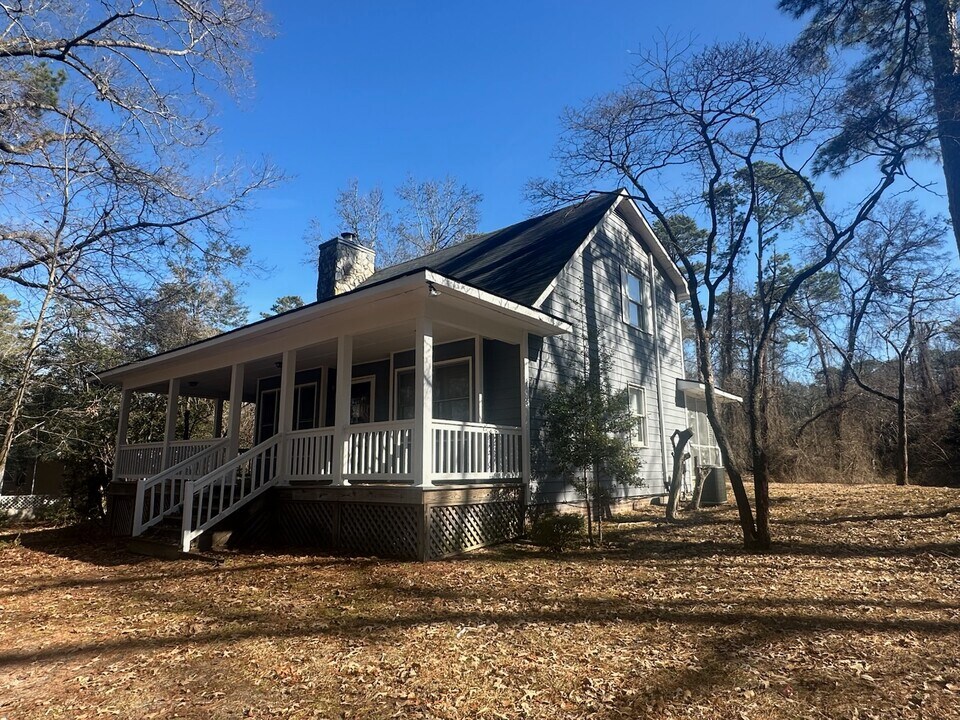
[1,483,959,719]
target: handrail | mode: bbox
[431,419,522,433]
[181,435,282,552]
[132,438,230,537]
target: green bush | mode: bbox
[528,513,584,552]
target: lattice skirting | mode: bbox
[0,494,68,518]
[105,483,136,537]
[428,500,523,559]
[275,486,523,560]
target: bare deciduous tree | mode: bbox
[0,0,277,483]
[530,38,915,550]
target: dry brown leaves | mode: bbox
[0,482,959,719]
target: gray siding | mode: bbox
[530,209,687,509]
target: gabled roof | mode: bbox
[361,192,622,306]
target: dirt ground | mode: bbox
[1,483,959,720]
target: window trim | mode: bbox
[627,383,648,448]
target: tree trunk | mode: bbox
[697,333,759,547]
[897,356,910,486]
[583,468,594,545]
[924,0,960,255]
[593,465,603,545]
[747,342,773,551]
[688,465,709,512]
[666,428,694,522]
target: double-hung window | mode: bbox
[621,267,650,332]
[627,385,647,447]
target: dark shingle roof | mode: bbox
[360,192,621,306]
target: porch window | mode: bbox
[394,368,415,420]
[627,384,647,446]
[434,359,472,422]
[621,267,650,332]
[257,388,279,441]
[351,377,375,424]
[293,382,318,430]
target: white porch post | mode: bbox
[333,334,353,486]
[213,398,225,438]
[161,378,180,470]
[520,332,532,505]
[112,387,133,482]
[413,316,434,487]
[226,363,245,459]
[276,349,297,483]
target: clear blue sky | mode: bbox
[215,1,944,316]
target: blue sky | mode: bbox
[216,1,946,316]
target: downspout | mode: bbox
[648,259,670,494]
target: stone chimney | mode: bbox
[316,232,376,301]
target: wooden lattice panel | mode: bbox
[427,499,522,559]
[340,503,420,559]
[280,501,336,546]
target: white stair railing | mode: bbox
[181,435,282,552]
[132,438,230,536]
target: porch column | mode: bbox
[112,387,133,482]
[332,334,353,486]
[520,333,532,505]
[276,349,297,484]
[413,316,434,487]
[161,378,180,470]
[226,363,245,459]
[213,398,225,438]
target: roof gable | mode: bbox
[360,192,621,306]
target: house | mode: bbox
[99,190,732,559]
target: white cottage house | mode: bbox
[100,191,732,559]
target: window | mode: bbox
[627,385,647,446]
[350,377,375,424]
[394,368,415,420]
[393,359,474,421]
[622,268,649,332]
[434,360,472,421]
[256,388,279,442]
[292,383,318,430]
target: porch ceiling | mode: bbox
[129,321,476,399]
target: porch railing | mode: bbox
[181,435,281,552]
[287,427,336,480]
[347,420,414,481]
[116,443,165,479]
[432,420,522,481]
[132,438,230,537]
[116,439,224,479]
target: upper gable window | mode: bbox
[621,267,650,332]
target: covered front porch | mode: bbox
[102,271,570,558]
